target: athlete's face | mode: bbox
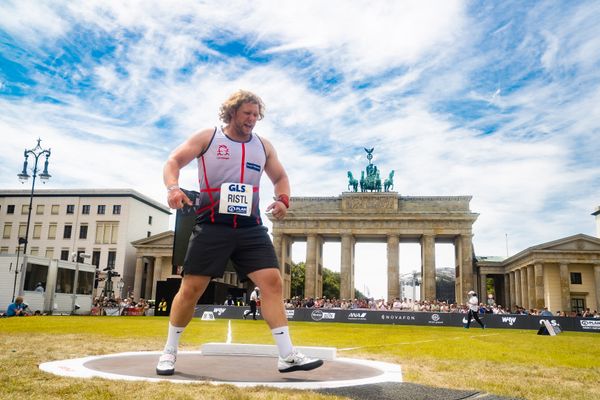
[230,102,260,137]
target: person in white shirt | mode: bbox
[243,287,260,320]
[34,282,44,293]
[465,290,485,329]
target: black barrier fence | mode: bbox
[193,305,600,333]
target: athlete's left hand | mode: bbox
[266,201,287,220]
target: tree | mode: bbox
[322,268,340,299]
[290,261,345,299]
[290,261,367,300]
[290,261,305,297]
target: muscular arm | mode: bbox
[163,128,213,209]
[262,137,290,219]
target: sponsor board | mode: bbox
[428,313,444,325]
[540,318,560,327]
[580,320,600,330]
[347,312,368,321]
[381,314,416,321]
[212,307,227,316]
[189,305,599,332]
[311,309,336,321]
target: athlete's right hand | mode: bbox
[167,188,193,209]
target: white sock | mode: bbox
[164,322,185,353]
[271,326,293,358]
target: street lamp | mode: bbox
[9,237,27,302]
[17,138,52,256]
[13,139,51,301]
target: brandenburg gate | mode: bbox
[268,193,479,304]
[267,148,478,304]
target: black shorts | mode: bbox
[182,223,279,280]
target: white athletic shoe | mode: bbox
[278,350,323,373]
[156,346,177,376]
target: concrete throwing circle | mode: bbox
[39,351,402,390]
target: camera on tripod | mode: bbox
[102,265,120,279]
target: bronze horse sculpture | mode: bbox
[347,171,358,192]
[384,170,394,192]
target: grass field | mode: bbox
[1,316,599,400]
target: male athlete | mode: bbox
[156,90,323,375]
[465,290,485,329]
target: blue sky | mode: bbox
[1,1,599,298]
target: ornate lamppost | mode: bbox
[13,139,51,301]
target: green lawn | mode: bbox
[1,316,598,400]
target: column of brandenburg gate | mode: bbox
[268,192,479,304]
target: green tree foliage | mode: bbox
[290,261,305,297]
[291,261,366,299]
[322,268,340,299]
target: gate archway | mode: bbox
[268,192,479,304]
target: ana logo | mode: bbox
[212,307,226,316]
[216,144,230,159]
[347,312,367,321]
[311,310,336,321]
[502,316,517,326]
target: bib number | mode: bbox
[219,183,253,216]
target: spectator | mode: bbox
[539,307,553,317]
[158,298,168,314]
[243,287,260,320]
[6,296,29,317]
[34,282,45,293]
[224,295,235,306]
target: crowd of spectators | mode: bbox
[92,296,153,316]
[281,296,600,318]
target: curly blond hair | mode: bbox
[219,90,265,123]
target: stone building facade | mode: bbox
[268,192,479,304]
[477,234,600,313]
[131,231,244,301]
[0,189,170,298]
[129,193,599,313]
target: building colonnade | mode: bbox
[271,231,476,304]
[480,262,600,313]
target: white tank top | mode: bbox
[195,126,267,227]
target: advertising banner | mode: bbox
[192,306,599,333]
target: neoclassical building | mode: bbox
[130,195,599,313]
[130,231,243,301]
[477,234,600,313]
[268,192,479,304]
